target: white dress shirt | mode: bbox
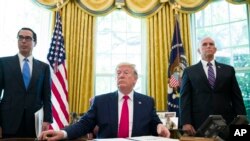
[201,59,216,78]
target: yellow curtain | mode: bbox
[147,2,191,111]
[59,1,95,114]
[33,0,194,113]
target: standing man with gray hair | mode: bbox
[179,37,246,136]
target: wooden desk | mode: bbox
[170,129,182,139]
[180,136,216,141]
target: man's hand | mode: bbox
[157,124,171,138]
[42,122,50,131]
[38,130,65,141]
[182,124,196,136]
[0,126,2,138]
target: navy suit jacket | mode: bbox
[0,55,52,135]
[180,61,246,130]
[64,91,162,139]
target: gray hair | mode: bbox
[116,62,138,79]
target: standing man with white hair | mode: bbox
[180,37,246,137]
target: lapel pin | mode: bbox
[138,101,142,104]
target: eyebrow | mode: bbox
[202,42,214,46]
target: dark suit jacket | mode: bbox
[180,61,246,130]
[64,91,162,139]
[0,55,52,135]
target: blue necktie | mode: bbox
[23,58,30,89]
[207,62,215,89]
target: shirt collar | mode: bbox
[118,90,134,102]
[201,59,215,67]
[18,53,33,62]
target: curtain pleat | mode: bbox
[60,1,95,114]
[147,2,191,111]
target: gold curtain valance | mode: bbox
[33,0,250,15]
[75,0,116,16]
[168,0,249,13]
[32,0,168,17]
[31,0,70,11]
[75,0,167,17]
[169,0,212,13]
[226,0,250,4]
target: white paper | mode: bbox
[34,107,44,138]
[94,138,130,141]
[129,136,179,141]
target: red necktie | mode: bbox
[118,95,129,138]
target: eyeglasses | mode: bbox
[17,35,34,42]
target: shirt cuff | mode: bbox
[62,130,68,139]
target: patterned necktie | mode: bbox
[118,95,129,138]
[207,62,215,89]
[23,58,30,89]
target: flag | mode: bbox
[47,11,69,130]
[167,15,188,117]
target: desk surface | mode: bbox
[180,136,215,141]
[0,138,87,141]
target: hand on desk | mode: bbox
[157,124,171,138]
[38,130,64,141]
[0,126,2,138]
[182,124,196,136]
[42,122,50,131]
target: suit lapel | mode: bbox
[13,55,26,89]
[27,58,39,90]
[214,61,222,90]
[109,91,119,135]
[132,92,142,135]
[197,62,212,89]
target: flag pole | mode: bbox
[53,0,63,73]
[168,3,188,116]
[172,3,181,91]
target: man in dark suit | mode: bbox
[0,27,52,138]
[179,37,246,136]
[39,62,170,140]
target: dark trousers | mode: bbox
[2,110,36,138]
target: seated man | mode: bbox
[39,62,170,140]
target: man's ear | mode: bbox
[33,42,37,47]
[197,48,201,54]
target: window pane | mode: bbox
[230,21,249,46]
[212,25,230,48]
[0,0,51,62]
[95,10,146,95]
[236,71,250,121]
[211,2,229,25]
[233,53,250,68]
[229,4,247,21]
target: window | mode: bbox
[192,0,250,121]
[0,0,52,62]
[95,10,146,95]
